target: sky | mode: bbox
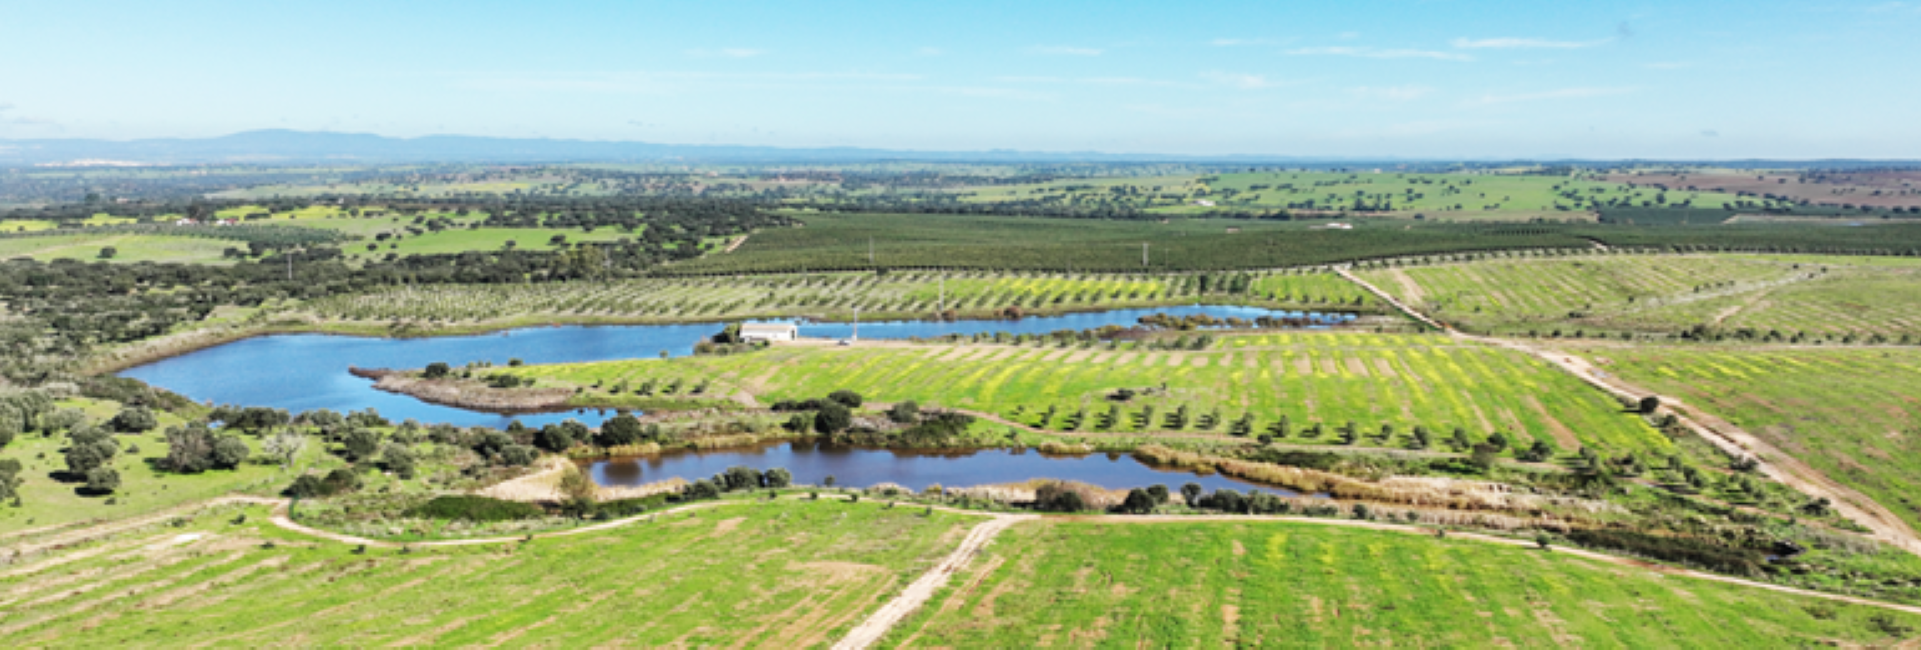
[1,0,1918,158]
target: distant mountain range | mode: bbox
[0,130,1913,167]
[0,129,1339,166]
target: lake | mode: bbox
[586,440,1313,496]
[120,304,1350,428]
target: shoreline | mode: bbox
[86,298,1380,375]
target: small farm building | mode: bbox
[740,323,798,342]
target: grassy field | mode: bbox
[1575,344,1921,531]
[0,398,335,532]
[303,269,1371,326]
[944,170,1754,221]
[885,519,1921,647]
[1355,254,1799,334]
[507,332,1669,456]
[1357,253,1921,339]
[0,232,239,264]
[0,499,976,646]
[667,212,1595,274]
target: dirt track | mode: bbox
[1337,266,1921,556]
[831,513,1035,650]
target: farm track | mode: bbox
[1337,266,1921,556]
[21,492,1921,646]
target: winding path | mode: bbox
[1335,265,1921,556]
[831,513,1035,650]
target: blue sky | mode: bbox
[1,0,1917,158]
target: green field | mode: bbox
[1355,254,1799,334]
[303,269,1374,326]
[1577,345,1921,531]
[508,332,1669,456]
[942,170,1760,220]
[666,212,1597,274]
[886,519,1921,647]
[0,499,975,647]
[0,232,239,264]
[1358,253,1921,339]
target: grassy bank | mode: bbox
[886,518,1921,647]
[503,331,1669,459]
[0,499,976,646]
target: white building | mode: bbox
[739,323,798,342]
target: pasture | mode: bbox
[508,332,1669,457]
[0,499,975,647]
[885,519,1921,647]
[303,269,1369,326]
[0,232,238,264]
[1576,345,1921,531]
[947,170,1754,221]
[1357,253,1921,339]
[0,398,325,531]
[665,212,1594,274]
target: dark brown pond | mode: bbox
[584,440,1313,495]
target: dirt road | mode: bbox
[831,513,1035,650]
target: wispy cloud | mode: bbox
[1467,86,1636,106]
[0,102,13,112]
[1451,37,1610,49]
[685,48,764,59]
[1286,46,1471,61]
[1200,71,1289,90]
[1209,37,1284,47]
[1348,85,1434,101]
[995,75,1188,88]
[1027,45,1103,56]
[457,70,924,94]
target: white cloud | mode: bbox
[1201,71,1286,90]
[0,102,13,112]
[457,70,923,94]
[1348,85,1434,101]
[686,48,765,58]
[1451,37,1610,49]
[1467,86,1636,106]
[1027,45,1103,56]
[1286,46,1471,61]
[1210,37,1282,46]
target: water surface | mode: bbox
[587,440,1308,495]
[121,305,1349,427]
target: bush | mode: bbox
[210,435,250,469]
[85,466,120,494]
[827,390,863,408]
[595,414,645,447]
[422,362,451,379]
[886,400,920,424]
[405,495,545,522]
[286,468,362,498]
[498,444,538,467]
[108,406,157,433]
[815,401,852,434]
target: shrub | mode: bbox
[886,400,920,424]
[827,389,863,408]
[210,435,250,469]
[595,414,644,447]
[406,496,545,522]
[108,406,157,433]
[498,445,538,467]
[815,401,852,433]
[85,467,120,494]
[422,362,451,379]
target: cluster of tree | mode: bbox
[681,465,793,500]
[771,390,865,434]
[161,422,252,473]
